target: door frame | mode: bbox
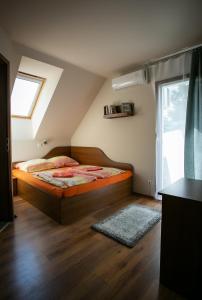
[0,52,13,221]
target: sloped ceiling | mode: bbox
[13,44,104,141]
[0,24,104,162]
[8,39,104,161]
[0,0,202,76]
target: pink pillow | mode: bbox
[48,156,79,168]
[52,171,74,178]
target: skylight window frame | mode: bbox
[11,72,46,119]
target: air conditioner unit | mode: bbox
[112,69,147,90]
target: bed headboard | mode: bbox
[44,146,133,171]
[70,146,133,171]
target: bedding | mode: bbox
[15,155,79,172]
[47,156,79,168]
[71,165,124,179]
[33,165,124,188]
[15,159,55,172]
[34,171,96,188]
[51,166,103,177]
[52,170,74,177]
[77,166,103,171]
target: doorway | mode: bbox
[156,77,189,195]
[0,53,13,222]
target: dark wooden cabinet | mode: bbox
[159,178,202,299]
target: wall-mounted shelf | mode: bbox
[103,102,135,119]
[104,112,133,119]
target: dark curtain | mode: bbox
[184,47,202,179]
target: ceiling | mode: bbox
[0,0,202,77]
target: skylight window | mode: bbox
[11,72,45,118]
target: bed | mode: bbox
[13,146,133,224]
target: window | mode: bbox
[156,77,189,195]
[11,72,45,118]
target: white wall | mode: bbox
[12,119,33,140]
[12,138,69,162]
[72,79,156,196]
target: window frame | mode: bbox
[11,71,46,119]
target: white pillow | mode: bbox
[15,159,55,173]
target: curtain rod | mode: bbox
[145,43,202,67]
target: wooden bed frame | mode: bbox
[16,146,133,224]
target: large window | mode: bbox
[156,78,189,194]
[11,72,45,118]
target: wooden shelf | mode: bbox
[104,112,133,119]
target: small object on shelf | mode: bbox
[104,105,109,115]
[121,102,134,115]
[115,105,122,113]
[109,105,117,114]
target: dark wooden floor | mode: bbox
[0,195,186,300]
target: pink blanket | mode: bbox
[72,169,110,179]
[71,165,124,179]
[52,166,104,178]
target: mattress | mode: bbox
[13,169,133,198]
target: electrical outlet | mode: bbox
[148,179,152,185]
[147,179,153,196]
